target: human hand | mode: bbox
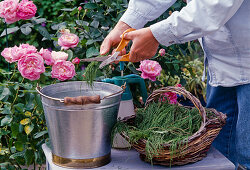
[100,21,131,55]
[122,27,159,62]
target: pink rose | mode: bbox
[159,49,166,56]
[51,51,68,64]
[137,60,162,81]
[78,6,82,11]
[16,0,37,20]
[162,92,177,104]
[1,47,14,63]
[176,84,182,87]
[72,57,80,64]
[58,33,79,50]
[0,0,19,24]
[11,44,37,62]
[39,48,53,65]
[18,53,45,81]
[51,60,75,81]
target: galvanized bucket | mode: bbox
[36,81,123,169]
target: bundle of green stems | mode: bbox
[112,102,203,161]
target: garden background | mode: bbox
[0,0,206,169]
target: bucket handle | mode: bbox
[36,83,126,105]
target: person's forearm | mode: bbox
[119,0,177,29]
[150,0,244,47]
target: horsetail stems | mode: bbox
[112,102,204,164]
[84,61,99,86]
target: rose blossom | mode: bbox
[137,60,162,81]
[16,0,37,20]
[18,53,45,81]
[0,0,19,24]
[72,57,80,64]
[159,48,166,56]
[162,92,178,104]
[58,33,79,50]
[51,51,68,64]
[1,47,14,63]
[51,60,75,81]
[176,84,182,87]
[11,44,37,62]
[78,6,82,11]
[39,48,53,65]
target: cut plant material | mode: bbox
[112,86,227,166]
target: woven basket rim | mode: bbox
[120,86,227,148]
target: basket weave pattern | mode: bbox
[121,86,227,166]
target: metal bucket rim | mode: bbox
[39,81,123,101]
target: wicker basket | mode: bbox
[120,86,227,166]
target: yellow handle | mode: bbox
[115,28,136,61]
[119,53,130,61]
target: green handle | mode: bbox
[102,74,148,103]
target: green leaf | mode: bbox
[84,3,98,9]
[86,39,95,45]
[10,151,25,160]
[174,64,180,71]
[103,0,112,6]
[75,20,89,26]
[25,111,32,117]
[61,8,74,11]
[86,47,99,58]
[36,25,51,40]
[23,83,33,90]
[24,149,34,166]
[70,7,78,15]
[25,93,35,110]
[67,49,74,61]
[11,123,19,138]
[14,141,23,151]
[14,103,25,112]
[24,124,34,135]
[0,26,19,37]
[0,129,10,140]
[127,63,139,74]
[172,2,182,9]
[90,20,99,28]
[31,17,46,24]
[21,26,32,35]
[17,133,27,143]
[51,22,67,30]
[33,131,48,139]
[0,87,11,101]
[20,118,31,125]
[2,105,11,114]
[1,115,13,126]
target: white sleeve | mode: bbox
[119,0,177,29]
[150,0,244,47]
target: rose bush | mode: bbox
[1,42,78,82]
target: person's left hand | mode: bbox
[122,27,159,62]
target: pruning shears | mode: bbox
[80,28,136,69]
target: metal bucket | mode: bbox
[37,81,123,168]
